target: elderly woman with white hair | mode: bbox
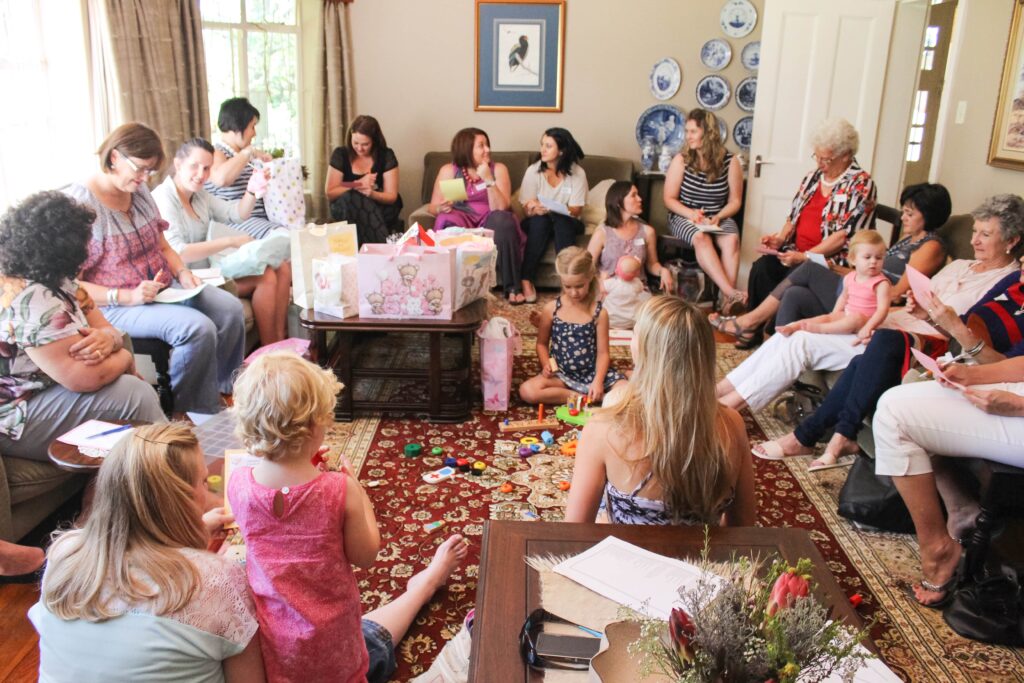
[713,118,876,348]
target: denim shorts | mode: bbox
[362,618,397,683]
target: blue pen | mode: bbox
[89,424,132,439]
[576,625,603,638]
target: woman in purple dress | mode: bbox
[428,128,524,303]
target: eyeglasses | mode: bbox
[812,152,839,166]
[518,608,599,671]
[119,151,158,178]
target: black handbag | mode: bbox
[837,454,916,533]
[944,566,1023,646]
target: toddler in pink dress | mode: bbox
[228,352,468,683]
[777,230,891,344]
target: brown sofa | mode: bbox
[406,152,636,288]
[1,454,85,542]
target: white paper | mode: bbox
[154,283,207,304]
[806,644,902,682]
[539,197,572,217]
[806,252,828,267]
[191,268,227,287]
[696,223,725,233]
[553,536,719,619]
[56,419,134,452]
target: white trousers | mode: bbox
[725,331,866,412]
[873,380,1024,476]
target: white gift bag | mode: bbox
[291,222,359,308]
[263,157,306,228]
[312,254,358,319]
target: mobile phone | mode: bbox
[534,633,601,663]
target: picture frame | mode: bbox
[988,0,1024,170]
[475,0,566,112]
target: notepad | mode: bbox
[439,178,468,202]
[539,197,572,216]
[755,244,781,256]
[56,420,135,455]
[806,252,828,268]
[154,283,207,304]
[905,265,934,311]
[910,347,965,390]
[191,268,227,288]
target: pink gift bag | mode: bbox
[477,317,521,411]
[356,243,454,319]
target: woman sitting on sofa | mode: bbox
[519,127,587,303]
[325,115,402,244]
[428,127,524,303]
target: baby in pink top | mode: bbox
[778,230,891,344]
[228,352,468,683]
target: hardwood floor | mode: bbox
[0,582,40,682]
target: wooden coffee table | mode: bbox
[470,521,869,681]
[300,299,487,422]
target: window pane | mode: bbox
[924,26,939,48]
[203,28,244,133]
[246,0,295,25]
[200,0,241,23]
[912,91,928,125]
[920,49,934,71]
[246,31,299,154]
[906,143,921,162]
[909,126,924,143]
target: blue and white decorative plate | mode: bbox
[717,117,728,143]
[741,40,761,71]
[649,58,681,100]
[733,116,754,150]
[720,0,757,39]
[635,104,686,148]
[736,77,757,112]
[696,75,731,111]
[700,39,732,71]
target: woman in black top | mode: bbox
[325,115,403,243]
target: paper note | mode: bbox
[806,252,828,268]
[191,268,227,288]
[154,283,207,304]
[696,223,725,233]
[755,244,781,256]
[553,536,720,619]
[905,265,934,311]
[440,178,468,202]
[539,197,572,217]
[910,347,965,390]
[56,420,134,453]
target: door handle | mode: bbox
[754,155,773,178]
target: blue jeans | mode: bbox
[103,286,245,414]
[362,618,397,683]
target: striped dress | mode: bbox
[203,142,282,239]
[667,151,738,245]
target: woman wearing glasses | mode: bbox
[65,123,246,414]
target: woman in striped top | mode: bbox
[205,97,284,239]
[663,109,745,311]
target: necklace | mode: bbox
[819,166,851,188]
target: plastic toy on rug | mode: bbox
[555,394,593,426]
[499,403,560,433]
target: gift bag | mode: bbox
[477,317,521,411]
[357,243,454,319]
[313,254,358,319]
[426,227,496,310]
[291,222,359,308]
[263,157,306,228]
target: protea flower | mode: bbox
[766,568,810,616]
[668,607,696,663]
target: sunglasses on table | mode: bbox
[518,608,602,671]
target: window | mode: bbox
[200,0,301,156]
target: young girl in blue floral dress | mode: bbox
[520,247,627,405]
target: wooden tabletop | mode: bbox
[469,521,866,682]
[299,298,488,332]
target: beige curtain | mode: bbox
[92,0,210,168]
[317,0,354,221]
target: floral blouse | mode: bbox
[785,160,876,267]
[0,278,92,439]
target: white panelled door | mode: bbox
[739,0,895,285]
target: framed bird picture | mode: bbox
[475,0,566,112]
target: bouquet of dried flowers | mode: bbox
[626,539,873,683]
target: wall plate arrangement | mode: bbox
[736,77,757,112]
[700,39,732,71]
[720,0,757,38]
[741,40,761,71]
[717,116,729,143]
[696,75,731,111]
[733,116,754,150]
[635,104,686,148]
[649,58,681,100]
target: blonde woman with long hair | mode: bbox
[29,424,265,683]
[565,297,755,525]
[663,108,745,311]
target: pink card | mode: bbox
[756,245,781,256]
[905,265,934,311]
[910,347,965,390]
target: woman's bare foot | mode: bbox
[0,540,45,576]
[521,280,537,302]
[914,536,962,606]
[407,535,469,596]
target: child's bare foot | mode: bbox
[0,540,45,576]
[408,535,468,595]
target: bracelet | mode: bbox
[964,339,986,357]
[175,267,189,278]
[484,179,496,188]
[106,288,119,307]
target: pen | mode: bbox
[89,424,132,439]
[576,625,603,638]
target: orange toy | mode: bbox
[500,482,514,493]
[557,481,571,491]
[560,440,578,456]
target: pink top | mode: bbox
[228,468,368,683]
[843,272,888,317]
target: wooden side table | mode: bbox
[299,299,487,422]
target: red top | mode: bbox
[793,187,827,252]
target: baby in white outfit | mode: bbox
[603,255,651,330]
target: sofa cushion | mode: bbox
[581,179,616,231]
[4,455,78,506]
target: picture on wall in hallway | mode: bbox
[989,0,1024,170]
[476,0,566,112]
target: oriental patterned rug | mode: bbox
[319,294,1024,682]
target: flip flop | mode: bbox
[807,453,857,472]
[752,440,786,460]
